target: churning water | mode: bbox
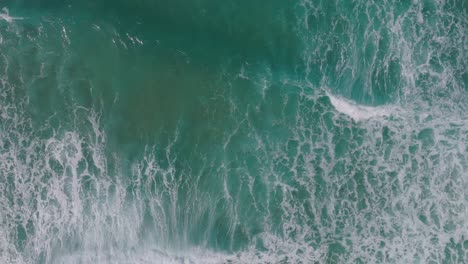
[0,0,467,263]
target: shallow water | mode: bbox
[0,1,467,263]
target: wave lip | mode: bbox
[0,8,22,23]
[327,91,399,121]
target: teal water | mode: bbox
[0,0,467,263]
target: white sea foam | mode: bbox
[327,91,398,121]
[0,8,22,23]
[53,232,327,264]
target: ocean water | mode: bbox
[0,0,467,263]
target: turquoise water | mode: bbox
[0,0,467,263]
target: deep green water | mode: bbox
[0,0,467,263]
